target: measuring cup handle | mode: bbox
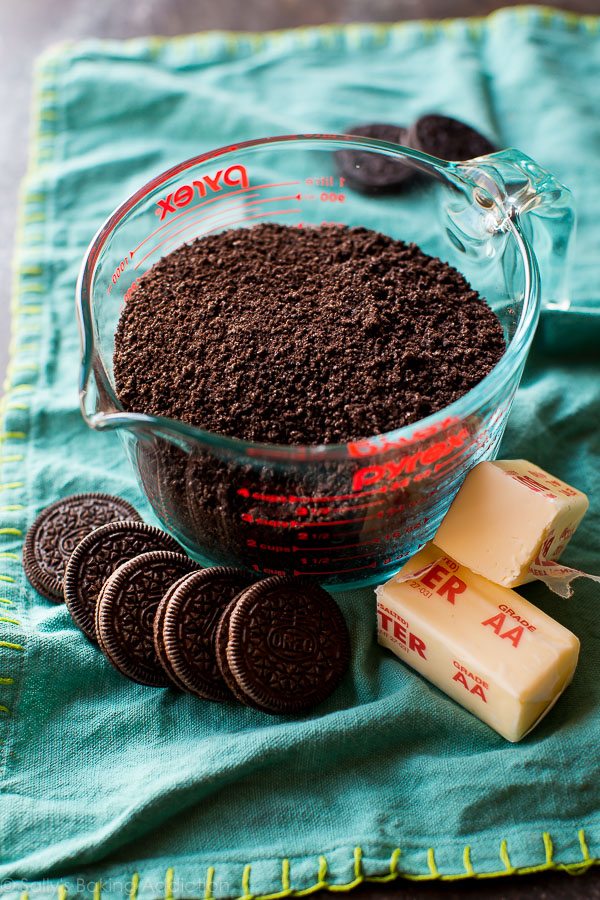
[461,149,576,312]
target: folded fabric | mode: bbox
[0,7,598,898]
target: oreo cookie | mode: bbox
[153,575,195,692]
[214,595,255,708]
[335,123,414,193]
[218,576,351,715]
[23,493,140,602]
[157,567,256,701]
[408,114,497,161]
[64,520,180,642]
[95,550,200,687]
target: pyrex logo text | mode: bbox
[155,165,250,220]
[351,427,469,492]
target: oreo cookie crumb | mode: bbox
[114,223,505,446]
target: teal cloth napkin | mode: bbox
[1,7,599,898]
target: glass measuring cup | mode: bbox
[77,134,574,589]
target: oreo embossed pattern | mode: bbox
[156,567,257,701]
[219,577,351,715]
[24,495,351,713]
[64,520,180,640]
[23,494,141,601]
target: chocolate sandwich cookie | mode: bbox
[214,595,254,707]
[408,114,497,161]
[64,520,180,642]
[153,575,194,691]
[96,550,200,687]
[23,493,140,602]
[159,567,256,701]
[220,576,351,715]
[335,123,413,193]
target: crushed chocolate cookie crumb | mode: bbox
[114,223,505,445]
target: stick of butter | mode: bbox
[376,544,580,742]
[434,459,589,588]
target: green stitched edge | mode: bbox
[4,7,599,895]
[6,834,600,899]
[0,0,57,773]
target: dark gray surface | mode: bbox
[317,874,600,899]
[1,1,598,897]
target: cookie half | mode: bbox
[408,114,497,161]
[335,123,413,193]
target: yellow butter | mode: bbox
[376,544,579,742]
[434,459,589,587]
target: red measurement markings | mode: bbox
[299,549,383,563]
[293,499,385,517]
[300,516,370,528]
[140,206,302,268]
[241,515,369,529]
[293,540,380,552]
[292,552,411,576]
[130,181,301,257]
[241,505,405,530]
[107,254,131,295]
[173,192,302,238]
[293,562,378,576]
[433,446,471,473]
[237,487,402,504]
[304,505,407,527]
[251,565,288,576]
[134,196,256,268]
[179,208,302,248]
[238,489,302,504]
[246,540,293,553]
[244,542,382,563]
[134,194,302,270]
[243,534,411,567]
[297,534,412,557]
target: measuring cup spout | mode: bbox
[79,344,182,447]
[77,250,153,436]
[455,149,576,312]
[79,351,120,429]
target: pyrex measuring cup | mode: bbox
[77,134,575,589]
